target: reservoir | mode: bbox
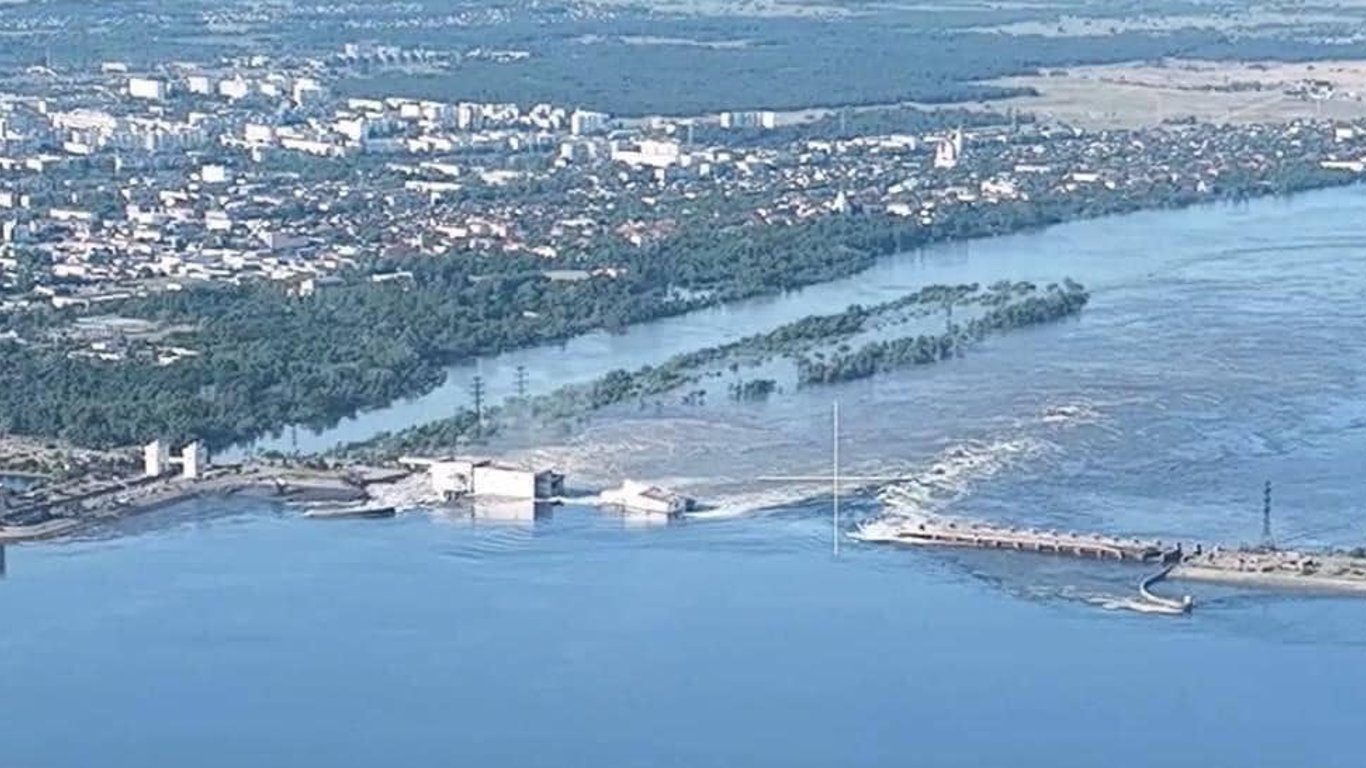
[5,186,1366,766]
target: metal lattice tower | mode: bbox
[1262,480,1273,548]
[515,365,529,399]
[471,375,486,438]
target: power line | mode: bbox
[1262,480,1273,548]
[515,365,528,399]
[833,400,840,556]
[470,375,485,438]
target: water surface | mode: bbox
[6,187,1366,766]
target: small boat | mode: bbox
[301,504,397,520]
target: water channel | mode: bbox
[5,187,1366,766]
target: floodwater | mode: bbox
[6,186,1366,766]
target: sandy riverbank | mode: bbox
[1171,564,1366,595]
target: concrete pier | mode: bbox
[855,516,1366,603]
[855,518,1180,562]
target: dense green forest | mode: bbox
[9,0,1366,113]
[332,22,1366,115]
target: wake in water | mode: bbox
[492,398,1107,524]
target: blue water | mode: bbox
[6,187,1366,766]
[2,506,1364,767]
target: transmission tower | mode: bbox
[515,365,529,399]
[470,375,486,438]
[1262,480,1274,548]
[945,301,956,357]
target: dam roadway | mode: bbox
[854,516,1366,606]
[852,518,1182,562]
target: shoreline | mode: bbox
[1170,565,1366,595]
[0,465,392,543]
[233,178,1363,459]
[854,517,1366,605]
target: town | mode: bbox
[2,49,1365,320]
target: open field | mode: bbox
[990,59,1366,128]
[966,10,1366,38]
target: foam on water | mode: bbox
[872,400,1102,524]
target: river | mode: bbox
[231,185,1365,459]
[5,186,1366,766]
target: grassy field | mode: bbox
[990,59,1366,128]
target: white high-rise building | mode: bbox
[292,78,327,106]
[719,110,776,130]
[933,128,964,170]
[456,103,483,131]
[219,77,251,100]
[570,109,610,136]
[128,77,168,101]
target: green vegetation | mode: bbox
[337,280,1084,458]
[0,149,1350,452]
[10,0,1366,114]
[729,379,778,402]
[336,22,1366,116]
[797,281,1088,384]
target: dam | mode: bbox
[852,517,1182,562]
[853,514,1366,610]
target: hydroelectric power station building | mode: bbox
[400,458,565,501]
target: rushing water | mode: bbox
[6,187,1366,766]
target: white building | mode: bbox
[128,77,168,101]
[720,110,776,130]
[219,78,251,100]
[612,138,683,169]
[405,458,565,500]
[186,75,214,95]
[143,440,206,480]
[455,103,483,131]
[292,78,326,106]
[243,123,276,145]
[205,210,233,232]
[334,117,368,144]
[570,109,610,136]
[1,220,28,243]
[474,462,564,499]
[200,164,228,184]
[601,480,694,516]
[933,129,964,170]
